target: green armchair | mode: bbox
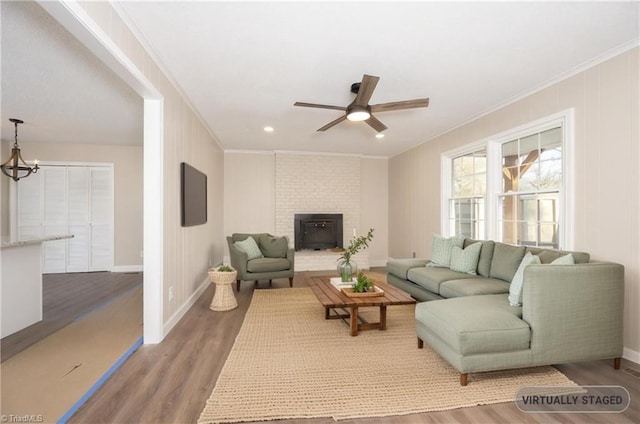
[227,233,295,291]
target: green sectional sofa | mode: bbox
[386,238,624,385]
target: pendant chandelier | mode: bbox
[1,118,39,182]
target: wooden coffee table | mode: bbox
[307,275,416,336]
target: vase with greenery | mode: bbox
[208,264,237,285]
[337,228,374,282]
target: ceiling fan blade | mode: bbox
[371,98,430,113]
[365,115,387,133]
[353,74,380,107]
[317,115,347,131]
[294,102,347,111]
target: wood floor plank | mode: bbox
[68,269,640,424]
[1,271,142,362]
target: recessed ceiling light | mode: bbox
[375,133,385,139]
[264,126,274,132]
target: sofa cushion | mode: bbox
[508,252,541,306]
[464,239,496,278]
[490,243,526,282]
[427,234,464,268]
[415,294,529,355]
[551,253,575,265]
[247,257,290,273]
[450,242,482,275]
[259,234,289,258]
[439,277,511,298]
[234,236,263,260]
[526,247,590,264]
[232,233,268,243]
[407,266,475,294]
[387,259,429,280]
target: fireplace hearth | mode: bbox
[294,214,343,251]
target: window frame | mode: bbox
[441,109,575,249]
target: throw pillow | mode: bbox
[551,253,575,265]
[259,234,289,258]
[489,243,527,282]
[234,236,263,260]
[449,242,482,275]
[427,234,465,268]
[508,252,541,306]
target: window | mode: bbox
[498,127,562,248]
[442,111,573,249]
[449,150,486,239]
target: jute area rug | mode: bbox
[198,287,578,423]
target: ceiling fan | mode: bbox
[294,74,429,133]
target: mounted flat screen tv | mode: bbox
[181,162,207,227]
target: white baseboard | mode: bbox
[370,259,388,268]
[112,265,143,273]
[623,347,640,365]
[163,277,210,338]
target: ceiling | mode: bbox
[2,2,639,158]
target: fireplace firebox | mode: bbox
[294,214,343,251]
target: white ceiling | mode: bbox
[2,1,639,158]
[1,1,143,146]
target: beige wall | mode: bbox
[224,152,389,266]
[78,3,225,326]
[361,157,389,266]
[0,141,143,268]
[389,47,640,358]
[223,152,276,240]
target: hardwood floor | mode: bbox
[1,271,142,362]
[69,269,640,424]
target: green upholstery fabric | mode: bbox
[489,243,526,282]
[415,294,529,355]
[227,234,295,287]
[522,262,624,364]
[386,258,429,280]
[550,253,575,265]
[247,257,291,273]
[464,239,495,277]
[389,239,624,378]
[407,266,475,294]
[439,277,510,298]
[450,242,482,274]
[258,234,289,258]
[526,246,590,264]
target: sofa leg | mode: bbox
[289,277,293,288]
[614,357,621,369]
[460,373,468,386]
[417,337,424,349]
[269,279,272,287]
[236,280,241,292]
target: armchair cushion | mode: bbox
[247,257,291,273]
[259,234,289,258]
[234,236,263,260]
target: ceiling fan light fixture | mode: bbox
[346,105,370,122]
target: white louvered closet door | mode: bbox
[89,167,113,271]
[67,167,90,272]
[42,167,67,273]
[17,170,42,241]
[16,164,113,274]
